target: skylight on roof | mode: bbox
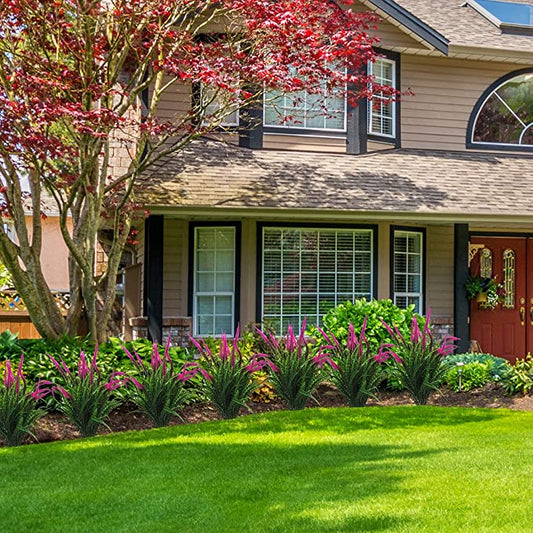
[467,0,533,35]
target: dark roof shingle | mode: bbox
[139,138,533,218]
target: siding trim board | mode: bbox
[255,221,379,324]
[466,67,533,153]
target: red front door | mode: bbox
[470,237,533,362]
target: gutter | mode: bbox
[146,205,533,227]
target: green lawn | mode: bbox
[0,406,532,532]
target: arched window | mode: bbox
[468,69,533,151]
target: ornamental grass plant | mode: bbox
[0,356,46,446]
[123,338,192,427]
[383,310,457,405]
[191,328,260,419]
[319,318,387,407]
[46,349,123,438]
[257,319,336,410]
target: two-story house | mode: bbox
[128,0,533,360]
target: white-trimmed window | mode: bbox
[261,227,374,331]
[193,226,236,336]
[393,230,424,313]
[200,86,239,127]
[264,67,346,132]
[368,58,396,138]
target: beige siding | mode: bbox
[401,56,524,152]
[162,219,188,316]
[158,217,456,326]
[263,134,346,153]
[426,225,454,318]
[153,80,191,124]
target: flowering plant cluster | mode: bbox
[381,310,458,405]
[465,276,505,309]
[318,318,391,407]
[0,311,459,446]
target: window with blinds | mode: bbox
[392,230,424,313]
[261,227,374,332]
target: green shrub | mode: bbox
[312,299,424,354]
[444,353,509,380]
[501,355,533,395]
[445,361,493,392]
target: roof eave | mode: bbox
[362,0,450,55]
[145,205,533,226]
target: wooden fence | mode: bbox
[0,290,70,339]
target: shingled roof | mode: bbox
[367,0,533,56]
[139,138,533,219]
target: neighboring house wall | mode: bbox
[39,217,70,290]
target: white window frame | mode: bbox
[193,226,236,337]
[392,230,424,313]
[261,226,374,330]
[263,66,348,133]
[368,57,396,139]
[470,72,533,148]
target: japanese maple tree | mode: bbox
[0,0,396,341]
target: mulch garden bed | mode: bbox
[27,383,533,446]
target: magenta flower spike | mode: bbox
[219,334,230,362]
[380,319,396,339]
[286,324,297,353]
[422,308,432,343]
[346,323,357,352]
[91,345,99,372]
[78,352,89,379]
[48,354,64,375]
[297,318,307,358]
[3,360,15,388]
[151,342,162,369]
[231,325,241,366]
[410,316,422,343]
[359,317,368,356]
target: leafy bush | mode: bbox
[257,320,334,410]
[0,330,23,359]
[501,354,533,395]
[444,353,509,380]
[0,356,46,446]
[191,329,259,419]
[123,339,192,427]
[318,320,386,407]
[313,299,424,354]
[46,349,123,437]
[384,311,457,405]
[445,361,493,392]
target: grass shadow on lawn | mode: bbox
[0,410,459,532]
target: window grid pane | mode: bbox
[393,231,423,313]
[264,67,346,132]
[262,228,374,331]
[194,227,236,337]
[368,58,396,138]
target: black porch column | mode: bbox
[144,215,164,343]
[454,223,470,352]
[346,98,368,155]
